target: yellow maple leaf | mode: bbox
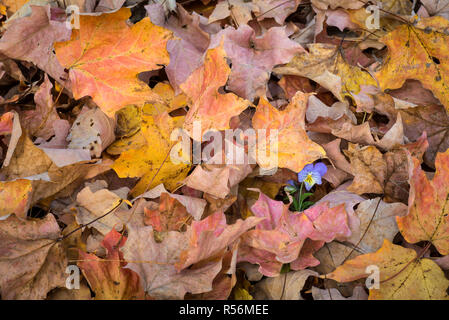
[327,239,449,300]
[112,111,190,197]
[376,16,449,112]
[274,43,378,106]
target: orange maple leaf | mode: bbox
[55,8,173,117]
[252,92,326,172]
[397,150,449,254]
[180,43,250,138]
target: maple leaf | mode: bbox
[176,211,262,270]
[54,8,173,116]
[400,104,449,168]
[239,190,350,276]
[78,229,145,300]
[252,92,326,173]
[0,179,33,219]
[376,17,449,112]
[210,25,303,101]
[0,214,67,299]
[397,150,449,254]
[144,192,192,232]
[327,240,449,300]
[146,4,218,94]
[180,43,250,138]
[112,111,190,196]
[343,142,421,202]
[122,226,221,299]
[0,5,71,86]
[208,0,257,26]
[274,43,378,107]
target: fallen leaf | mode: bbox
[55,8,173,116]
[210,24,303,101]
[180,43,250,138]
[0,214,67,299]
[252,92,326,172]
[112,111,190,196]
[327,239,449,300]
[78,229,145,300]
[397,150,449,254]
[0,5,71,86]
[376,17,449,112]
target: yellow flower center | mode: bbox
[304,173,315,185]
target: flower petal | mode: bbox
[311,171,322,185]
[304,180,314,191]
[298,164,314,182]
[314,162,327,177]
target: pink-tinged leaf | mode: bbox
[239,190,351,276]
[0,112,13,135]
[210,25,303,101]
[0,5,71,87]
[176,212,263,270]
[78,229,145,300]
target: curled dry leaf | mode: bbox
[67,107,115,158]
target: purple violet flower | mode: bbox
[297,162,327,191]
